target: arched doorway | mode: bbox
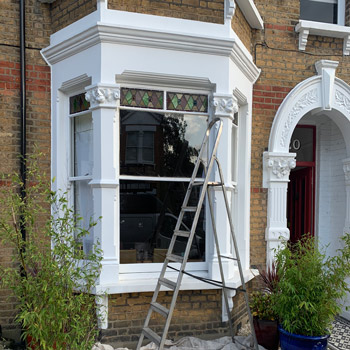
[263,60,350,319]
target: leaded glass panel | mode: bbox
[69,93,90,114]
[167,92,208,113]
[120,88,163,109]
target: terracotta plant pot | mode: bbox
[253,317,279,350]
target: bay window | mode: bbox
[119,88,209,265]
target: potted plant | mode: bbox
[273,233,350,350]
[0,157,103,350]
[250,264,279,350]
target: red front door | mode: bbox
[287,167,314,244]
[287,125,315,244]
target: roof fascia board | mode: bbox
[235,0,264,30]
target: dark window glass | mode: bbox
[289,126,314,162]
[120,110,207,177]
[119,180,205,263]
[300,0,338,24]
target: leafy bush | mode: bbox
[0,158,102,349]
[273,234,350,337]
[250,291,277,321]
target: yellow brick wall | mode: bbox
[251,0,350,268]
[50,0,97,33]
[107,0,225,24]
[231,4,253,52]
[102,283,253,346]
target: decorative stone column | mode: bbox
[85,83,120,289]
[343,158,350,234]
[264,152,296,268]
[209,93,238,282]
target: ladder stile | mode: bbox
[136,118,259,350]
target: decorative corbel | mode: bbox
[344,34,350,56]
[212,93,238,119]
[315,60,339,111]
[225,0,236,21]
[298,28,309,51]
[85,84,120,109]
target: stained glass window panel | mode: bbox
[120,88,163,109]
[70,93,90,114]
[167,92,208,113]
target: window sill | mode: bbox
[93,268,257,294]
[295,20,350,55]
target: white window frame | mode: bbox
[68,93,94,253]
[300,0,345,25]
[118,85,210,277]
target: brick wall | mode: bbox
[50,0,97,33]
[0,0,51,338]
[107,0,225,24]
[102,284,253,347]
[231,4,253,52]
[251,0,350,268]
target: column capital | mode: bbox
[211,93,238,119]
[343,158,350,185]
[85,83,120,109]
[264,152,296,183]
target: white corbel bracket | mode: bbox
[85,83,120,110]
[225,0,236,21]
[212,93,238,119]
[315,60,339,111]
[296,20,350,56]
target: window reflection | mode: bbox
[300,0,338,24]
[119,180,206,264]
[120,110,207,178]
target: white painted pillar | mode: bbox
[209,93,238,281]
[343,158,350,234]
[342,157,350,321]
[264,152,296,267]
[85,84,120,288]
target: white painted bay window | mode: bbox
[118,87,209,270]
[69,93,94,254]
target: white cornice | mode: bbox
[42,21,260,83]
[235,0,264,30]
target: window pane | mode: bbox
[126,131,138,147]
[120,180,206,264]
[74,180,94,254]
[120,110,207,177]
[143,131,154,148]
[74,114,93,177]
[142,148,154,162]
[300,0,338,24]
[126,147,138,162]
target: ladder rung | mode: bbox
[208,181,222,186]
[159,277,176,290]
[182,206,197,212]
[142,327,161,346]
[191,182,204,187]
[150,302,169,318]
[220,255,238,261]
[167,253,184,263]
[174,230,191,238]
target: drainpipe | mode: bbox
[20,0,26,241]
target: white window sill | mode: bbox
[93,268,257,294]
[295,20,350,55]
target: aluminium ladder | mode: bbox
[136,118,259,350]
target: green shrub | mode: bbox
[250,291,277,321]
[274,234,350,337]
[0,157,102,350]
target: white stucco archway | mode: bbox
[263,60,350,319]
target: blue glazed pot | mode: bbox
[279,325,330,350]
